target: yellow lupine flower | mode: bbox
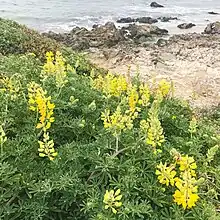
[188,116,197,135]
[139,83,150,106]
[157,79,171,97]
[174,154,199,209]
[28,82,55,131]
[140,95,164,150]
[177,155,197,173]
[174,178,199,209]
[101,107,126,136]
[101,106,135,137]
[0,75,20,100]
[127,86,139,113]
[103,189,122,214]
[156,162,177,186]
[42,51,69,88]
[92,73,128,97]
[38,131,58,161]
[156,152,199,210]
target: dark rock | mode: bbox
[70,27,89,35]
[117,17,135,23]
[204,21,220,34]
[117,17,158,24]
[92,24,99,28]
[42,31,65,42]
[135,17,158,24]
[121,24,168,42]
[150,2,164,8]
[156,38,168,46]
[90,22,125,47]
[177,23,196,29]
[158,16,178,22]
[44,22,125,50]
[44,21,168,49]
[208,11,219,15]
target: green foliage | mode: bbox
[0,18,60,59]
[0,18,104,76]
[0,20,220,220]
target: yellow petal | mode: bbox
[112,208,117,214]
[115,189,121,196]
[39,153,46,157]
[115,202,122,207]
[115,195,122,201]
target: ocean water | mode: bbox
[1,0,220,34]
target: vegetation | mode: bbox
[0,18,220,220]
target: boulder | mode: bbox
[156,38,168,47]
[117,17,158,24]
[135,17,158,24]
[208,11,219,15]
[92,24,99,28]
[177,23,196,29]
[204,21,220,34]
[70,27,89,35]
[89,22,125,47]
[42,31,65,42]
[150,2,164,8]
[158,16,178,22]
[121,23,168,42]
[43,22,125,50]
[117,17,135,23]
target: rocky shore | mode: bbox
[44,18,220,108]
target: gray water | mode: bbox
[1,0,220,34]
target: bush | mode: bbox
[0,18,60,59]
[0,18,103,77]
[0,50,220,220]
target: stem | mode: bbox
[1,95,8,156]
[56,87,62,100]
[35,107,39,128]
[115,135,119,153]
[112,146,131,158]
[1,141,3,156]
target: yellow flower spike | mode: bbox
[103,189,122,214]
[140,94,164,150]
[0,75,20,100]
[156,162,177,186]
[139,83,150,106]
[101,106,131,137]
[157,79,171,97]
[171,153,199,209]
[42,51,69,88]
[156,154,200,209]
[127,86,139,114]
[92,73,128,97]
[28,82,55,132]
[37,131,58,161]
[177,155,197,172]
[28,82,57,161]
[188,116,197,135]
[173,181,199,209]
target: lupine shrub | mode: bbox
[0,18,60,58]
[0,21,220,220]
[0,18,99,76]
